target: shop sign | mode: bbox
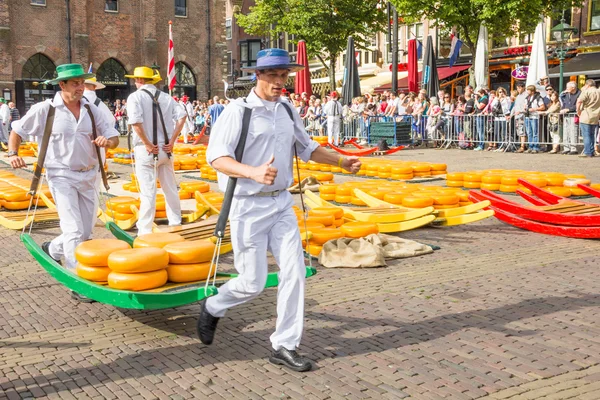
[511,66,528,80]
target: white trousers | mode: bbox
[182,119,194,144]
[0,123,8,142]
[206,191,306,351]
[134,147,181,236]
[563,116,578,152]
[47,168,99,270]
[327,117,341,146]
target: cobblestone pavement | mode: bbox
[1,148,600,399]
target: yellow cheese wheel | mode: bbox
[76,263,111,282]
[463,173,482,182]
[350,197,367,206]
[565,174,587,179]
[570,187,589,196]
[75,239,132,267]
[431,195,460,205]
[133,232,185,248]
[340,221,379,238]
[383,192,410,205]
[499,184,518,193]
[413,171,431,177]
[107,200,139,214]
[107,210,134,220]
[319,183,338,194]
[319,193,336,201]
[128,184,139,192]
[429,163,447,171]
[366,189,394,200]
[108,247,169,273]
[299,221,326,230]
[306,243,322,257]
[1,190,31,202]
[1,200,32,210]
[446,180,464,187]
[155,210,167,219]
[335,195,352,204]
[378,165,391,172]
[312,172,334,182]
[107,269,168,291]
[501,176,519,186]
[391,166,413,175]
[545,176,566,186]
[155,201,166,211]
[433,204,460,210]
[431,171,446,176]
[310,207,344,219]
[305,214,334,226]
[319,165,332,172]
[481,175,503,184]
[333,218,344,227]
[378,172,391,179]
[310,227,344,245]
[402,197,434,208]
[480,183,501,191]
[459,201,473,206]
[331,166,343,173]
[166,262,212,282]
[411,164,431,172]
[335,186,353,196]
[163,239,216,264]
[523,176,547,188]
[545,186,572,197]
[463,181,481,189]
[179,191,192,200]
[391,173,414,180]
[446,172,464,181]
[180,181,210,193]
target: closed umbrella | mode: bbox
[407,39,419,93]
[421,35,439,98]
[526,19,548,88]
[342,36,361,106]
[294,40,312,97]
[474,24,489,90]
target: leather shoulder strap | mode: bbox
[280,102,295,121]
[29,103,55,195]
[94,98,101,107]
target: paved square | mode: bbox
[1,149,600,399]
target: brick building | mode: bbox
[0,0,227,114]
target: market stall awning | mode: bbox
[374,64,470,93]
[548,52,600,78]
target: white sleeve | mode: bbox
[126,94,143,125]
[11,101,50,140]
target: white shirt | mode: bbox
[0,104,9,124]
[206,89,319,196]
[324,99,343,118]
[126,84,186,147]
[13,92,118,170]
[83,90,116,126]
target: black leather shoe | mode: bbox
[41,242,61,266]
[70,291,96,303]
[269,348,312,372]
[197,300,219,345]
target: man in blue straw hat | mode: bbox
[8,63,119,301]
[200,49,361,372]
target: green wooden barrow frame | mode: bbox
[21,229,317,310]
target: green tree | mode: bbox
[390,0,581,63]
[236,0,387,91]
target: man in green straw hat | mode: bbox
[8,63,119,302]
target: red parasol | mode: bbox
[294,40,312,97]
[407,39,419,93]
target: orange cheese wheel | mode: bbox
[391,173,414,180]
[75,239,131,267]
[335,186,352,196]
[545,186,572,197]
[306,243,323,257]
[431,171,446,176]
[383,192,410,205]
[463,181,481,189]
[163,239,216,264]
[402,196,434,208]
[501,176,519,186]
[180,181,210,193]
[523,176,547,188]
[499,184,518,193]
[105,208,134,220]
[310,207,344,219]
[333,218,344,227]
[366,189,394,200]
[463,173,482,182]
[310,227,344,245]
[307,164,320,171]
[413,171,431,177]
[335,195,352,204]
[378,172,391,179]
[446,173,464,181]
[107,196,138,208]
[459,201,473,206]
[319,183,338,195]
[319,165,332,172]
[429,163,447,171]
[1,190,31,202]
[454,191,470,202]
[331,166,343,173]
[1,200,32,210]
[313,172,334,182]
[108,247,169,273]
[155,211,167,219]
[350,197,367,206]
[480,183,501,191]
[179,191,192,200]
[570,187,589,196]
[431,195,460,205]
[340,221,379,238]
[107,269,168,291]
[299,221,325,230]
[446,180,464,187]
[391,166,413,175]
[319,193,336,201]
[411,164,431,172]
[481,175,503,184]
[133,232,185,248]
[107,202,138,214]
[545,175,566,186]
[305,214,334,226]
[378,165,391,173]
[166,262,212,282]
[76,264,111,282]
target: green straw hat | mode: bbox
[44,64,95,85]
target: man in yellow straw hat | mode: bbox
[8,63,119,301]
[125,66,187,235]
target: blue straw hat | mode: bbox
[241,48,304,72]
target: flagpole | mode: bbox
[168,20,176,95]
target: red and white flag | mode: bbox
[168,21,176,91]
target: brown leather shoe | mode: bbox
[516,147,525,153]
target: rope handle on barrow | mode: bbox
[83,104,110,191]
[29,104,55,195]
[214,104,252,238]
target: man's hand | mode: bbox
[145,142,159,155]
[92,136,109,148]
[9,155,26,169]
[163,143,174,153]
[250,155,277,185]
[341,156,361,174]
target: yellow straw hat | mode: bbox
[84,77,106,90]
[124,66,162,85]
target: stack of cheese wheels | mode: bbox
[75,239,131,283]
[0,187,53,210]
[340,221,379,238]
[107,247,170,291]
[563,177,592,196]
[180,181,210,198]
[308,207,344,227]
[106,196,140,221]
[154,194,167,219]
[163,239,217,282]
[200,165,218,181]
[202,193,224,211]
[133,232,185,249]
[318,183,338,201]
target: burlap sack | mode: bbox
[318,233,433,268]
[288,176,320,193]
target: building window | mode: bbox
[226,52,232,76]
[175,62,196,86]
[287,34,297,54]
[408,23,424,60]
[175,0,187,17]
[105,0,118,12]
[369,34,377,48]
[31,0,46,5]
[364,51,370,65]
[22,53,56,81]
[97,58,127,86]
[225,19,232,40]
[240,40,261,76]
[590,1,600,31]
